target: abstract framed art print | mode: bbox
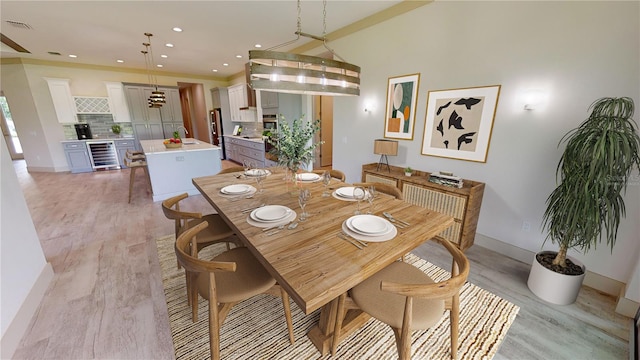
[384,73,420,140]
[421,85,501,162]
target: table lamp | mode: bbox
[373,139,398,172]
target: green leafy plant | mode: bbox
[542,97,640,269]
[173,130,180,139]
[404,167,413,173]
[111,124,121,135]
[267,115,322,173]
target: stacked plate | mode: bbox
[220,184,256,196]
[342,215,397,242]
[332,186,369,201]
[296,172,321,182]
[245,169,271,177]
[248,205,296,228]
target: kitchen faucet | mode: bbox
[176,126,189,138]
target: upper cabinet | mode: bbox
[44,78,77,123]
[159,88,182,123]
[261,91,279,109]
[104,82,131,123]
[227,83,249,122]
[123,85,162,124]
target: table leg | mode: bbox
[307,297,371,355]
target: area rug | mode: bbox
[156,235,519,359]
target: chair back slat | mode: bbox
[174,221,236,274]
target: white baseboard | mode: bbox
[475,233,624,298]
[0,263,54,359]
[26,165,66,172]
[615,286,640,318]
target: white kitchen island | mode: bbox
[140,138,222,202]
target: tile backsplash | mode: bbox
[63,114,134,139]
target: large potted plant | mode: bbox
[528,97,640,305]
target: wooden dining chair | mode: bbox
[218,165,245,174]
[312,169,346,182]
[162,193,240,316]
[175,221,295,360]
[353,182,403,200]
[331,237,469,360]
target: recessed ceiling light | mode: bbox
[172,27,182,32]
[212,69,218,72]
[254,44,262,48]
[223,63,229,66]
[236,55,242,59]
[165,43,174,48]
[156,64,163,68]
[116,59,124,63]
[161,54,168,58]
[68,54,77,58]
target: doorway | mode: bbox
[313,95,333,169]
[0,94,24,160]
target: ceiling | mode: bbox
[1,0,409,80]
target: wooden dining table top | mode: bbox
[192,169,454,315]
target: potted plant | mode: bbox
[528,97,640,305]
[267,115,322,175]
[111,124,121,136]
[404,167,413,176]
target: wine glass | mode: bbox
[353,186,366,215]
[321,171,331,197]
[255,168,267,193]
[243,159,254,175]
[366,185,376,214]
[298,188,311,221]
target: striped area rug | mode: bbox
[156,235,519,359]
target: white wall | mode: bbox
[0,136,52,350]
[0,62,227,172]
[330,1,640,284]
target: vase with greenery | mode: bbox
[541,97,640,274]
[111,124,121,136]
[267,115,322,178]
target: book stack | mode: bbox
[428,172,464,188]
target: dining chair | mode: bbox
[331,237,470,360]
[218,165,245,174]
[353,182,403,200]
[162,193,240,317]
[312,169,346,182]
[175,221,295,360]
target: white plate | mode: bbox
[341,221,397,242]
[247,211,297,228]
[221,184,251,194]
[251,205,292,222]
[245,169,271,177]
[348,215,389,235]
[296,172,321,182]
[336,187,357,198]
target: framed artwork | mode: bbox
[421,85,501,162]
[384,73,420,140]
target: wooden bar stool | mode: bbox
[125,151,150,203]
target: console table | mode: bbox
[361,163,485,251]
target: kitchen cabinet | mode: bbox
[104,82,131,123]
[227,84,248,122]
[62,141,92,173]
[124,85,162,124]
[45,78,77,123]
[225,136,265,167]
[160,88,184,138]
[114,139,136,168]
[261,90,279,109]
[361,163,485,251]
[125,84,183,145]
[133,123,164,142]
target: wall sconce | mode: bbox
[523,89,545,110]
[373,139,398,172]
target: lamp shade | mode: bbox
[374,139,398,156]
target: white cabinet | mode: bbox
[228,84,249,122]
[44,78,77,123]
[104,82,131,123]
[261,90,279,109]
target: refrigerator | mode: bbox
[210,109,225,159]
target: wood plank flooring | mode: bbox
[11,160,630,359]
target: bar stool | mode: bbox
[125,151,150,203]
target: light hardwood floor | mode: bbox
[11,160,630,359]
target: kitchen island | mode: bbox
[140,138,222,202]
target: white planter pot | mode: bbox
[527,251,586,305]
[405,172,412,177]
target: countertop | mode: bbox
[140,138,220,154]
[61,136,135,143]
[223,135,265,144]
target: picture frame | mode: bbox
[421,85,501,162]
[383,73,420,140]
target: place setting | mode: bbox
[331,186,370,202]
[247,204,297,235]
[295,172,321,183]
[219,183,257,200]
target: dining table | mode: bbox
[192,168,454,355]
